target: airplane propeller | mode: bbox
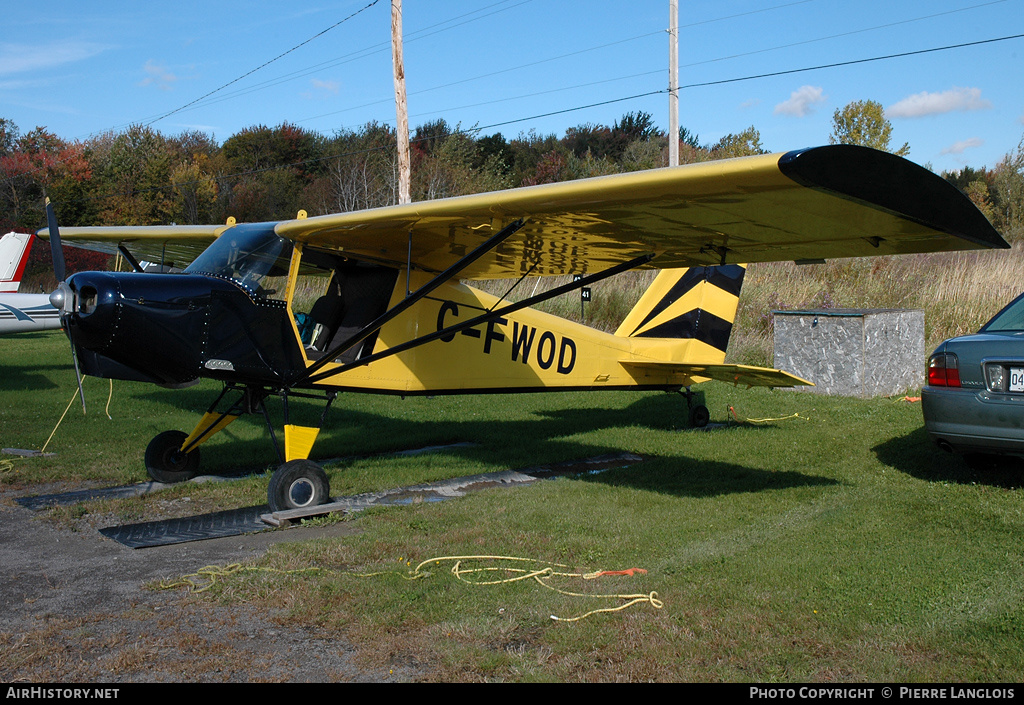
[45,198,86,413]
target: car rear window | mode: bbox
[982,292,1024,332]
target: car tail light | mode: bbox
[928,353,960,387]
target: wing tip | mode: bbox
[779,145,1009,251]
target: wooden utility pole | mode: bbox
[668,0,679,167]
[391,0,411,204]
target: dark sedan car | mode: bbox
[923,291,1024,464]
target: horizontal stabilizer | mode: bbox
[621,360,813,388]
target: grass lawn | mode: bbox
[3,330,1024,682]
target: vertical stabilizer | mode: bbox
[0,232,34,293]
[615,264,746,358]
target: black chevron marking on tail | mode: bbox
[634,309,734,352]
[629,264,745,337]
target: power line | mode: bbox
[143,0,383,127]
[680,0,1010,71]
[132,0,538,125]
[676,32,1024,91]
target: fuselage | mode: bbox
[0,293,62,335]
[56,223,721,393]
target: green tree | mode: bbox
[91,125,173,225]
[413,127,511,201]
[220,123,325,220]
[613,111,659,143]
[711,126,765,159]
[472,132,515,175]
[829,100,909,156]
[992,135,1024,239]
[316,122,399,214]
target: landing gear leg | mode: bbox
[680,387,710,428]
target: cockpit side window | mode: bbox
[292,249,399,363]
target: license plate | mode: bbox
[1011,367,1024,392]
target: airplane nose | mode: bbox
[64,272,121,348]
[61,271,213,386]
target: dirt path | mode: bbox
[0,486,418,683]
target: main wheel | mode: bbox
[145,430,200,484]
[689,404,710,428]
[267,459,330,513]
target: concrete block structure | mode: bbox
[773,309,925,398]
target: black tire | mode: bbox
[689,404,710,428]
[267,459,330,512]
[145,430,200,484]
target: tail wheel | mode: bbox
[145,430,200,483]
[267,459,330,513]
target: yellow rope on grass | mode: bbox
[157,563,326,593]
[158,555,664,622]
[423,556,663,622]
[105,378,113,420]
[35,378,116,454]
[728,405,808,425]
[40,387,83,454]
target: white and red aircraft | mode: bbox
[0,232,62,335]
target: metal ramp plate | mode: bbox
[99,506,270,549]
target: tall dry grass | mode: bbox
[731,243,1024,366]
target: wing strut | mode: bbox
[117,245,146,273]
[298,251,656,386]
[289,218,527,387]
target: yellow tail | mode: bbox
[615,265,746,362]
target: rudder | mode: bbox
[615,264,746,355]
[0,232,34,293]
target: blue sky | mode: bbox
[2,0,1023,174]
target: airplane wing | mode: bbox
[35,224,229,270]
[39,145,1007,278]
[620,360,814,389]
[275,145,1007,279]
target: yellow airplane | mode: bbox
[38,145,1007,512]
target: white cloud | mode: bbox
[310,78,340,95]
[940,137,984,155]
[887,87,992,118]
[139,60,177,91]
[774,85,826,117]
[0,41,109,76]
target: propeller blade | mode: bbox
[45,199,84,411]
[70,340,87,413]
[44,198,66,283]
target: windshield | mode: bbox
[185,224,293,299]
[981,291,1024,333]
